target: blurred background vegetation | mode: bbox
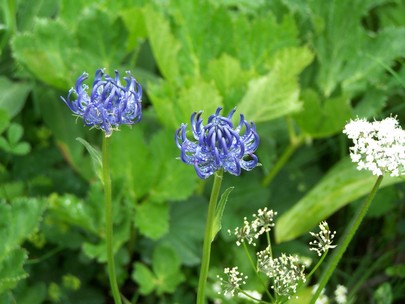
[0,0,405,303]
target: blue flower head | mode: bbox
[176,107,260,179]
[61,68,142,137]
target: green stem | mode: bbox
[197,169,224,304]
[309,175,384,304]
[242,243,274,301]
[261,136,303,187]
[103,136,122,304]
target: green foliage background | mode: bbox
[1,0,405,303]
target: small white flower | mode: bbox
[257,248,306,298]
[312,284,328,304]
[334,284,348,304]
[217,266,248,297]
[343,116,405,177]
[309,221,337,256]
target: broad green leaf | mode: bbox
[120,6,147,51]
[275,158,402,243]
[134,202,169,240]
[7,123,23,146]
[131,245,184,296]
[152,245,185,295]
[132,263,155,295]
[238,47,314,123]
[298,0,405,96]
[11,19,79,89]
[0,198,46,293]
[76,8,128,70]
[0,77,31,118]
[149,77,223,130]
[143,5,181,81]
[33,86,93,181]
[160,197,207,266]
[177,78,223,126]
[148,129,198,203]
[294,89,351,138]
[212,187,234,241]
[0,198,46,259]
[0,249,28,293]
[10,142,31,155]
[205,54,254,110]
[109,126,152,200]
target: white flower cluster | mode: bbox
[312,284,348,304]
[343,117,405,176]
[228,207,277,246]
[257,248,306,298]
[309,221,337,256]
[334,284,348,304]
[217,267,248,297]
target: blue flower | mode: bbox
[61,69,142,136]
[176,107,259,179]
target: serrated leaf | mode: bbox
[212,187,234,241]
[11,19,79,89]
[76,8,128,70]
[143,5,181,80]
[275,158,402,243]
[134,202,169,240]
[132,263,156,295]
[238,47,313,123]
[294,89,351,138]
[0,77,31,118]
[152,245,184,295]
[0,248,28,293]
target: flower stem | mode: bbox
[197,169,224,304]
[261,135,303,187]
[102,136,122,304]
[309,175,384,304]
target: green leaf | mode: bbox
[76,8,128,70]
[131,245,184,296]
[373,282,393,304]
[149,77,223,130]
[0,248,28,293]
[152,245,184,295]
[206,54,254,110]
[238,47,314,123]
[10,142,31,156]
[134,202,169,240]
[294,89,351,138]
[7,123,23,146]
[76,137,102,182]
[0,110,9,135]
[143,5,181,81]
[0,77,31,118]
[275,158,403,243]
[132,263,156,295]
[33,86,93,181]
[212,187,234,241]
[11,19,79,89]
[0,198,46,293]
[160,197,206,266]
